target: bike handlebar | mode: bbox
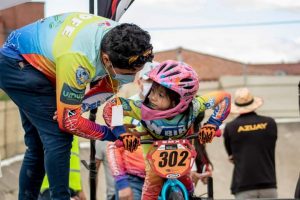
[140,129,221,144]
[140,134,199,144]
[115,129,222,147]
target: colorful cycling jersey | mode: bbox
[0,13,120,140]
[104,91,231,139]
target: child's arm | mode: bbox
[196,91,231,143]
[196,91,231,128]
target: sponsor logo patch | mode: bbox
[237,123,268,133]
[133,100,142,108]
[97,21,111,27]
[76,66,90,86]
[60,83,85,105]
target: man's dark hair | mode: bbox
[101,23,153,70]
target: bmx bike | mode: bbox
[142,134,216,200]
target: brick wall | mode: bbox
[0,2,44,44]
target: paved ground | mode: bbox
[0,122,299,199]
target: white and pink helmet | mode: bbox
[141,60,199,120]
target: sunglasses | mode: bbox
[128,48,153,65]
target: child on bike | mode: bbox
[106,62,157,200]
[103,60,231,199]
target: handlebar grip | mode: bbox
[115,140,124,148]
[215,129,222,137]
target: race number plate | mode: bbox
[147,139,196,179]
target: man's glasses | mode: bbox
[128,48,153,65]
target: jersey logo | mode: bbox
[237,123,268,133]
[3,31,21,50]
[121,98,131,111]
[204,99,215,109]
[143,120,187,137]
[81,92,113,112]
[49,15,64,29]
[133,100,142,108]
[76,66,90,86]
[97,21,111,29]
[60,83,85,105]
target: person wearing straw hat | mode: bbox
[223,87,278,199]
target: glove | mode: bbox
[119,133,140,152]
[198,124,217,144]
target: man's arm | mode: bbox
[81,76,118,113]
[55,53,117,140]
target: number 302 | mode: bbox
[158,151,189,167]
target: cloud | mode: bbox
[223,0,300,11]
[43,0,300,63]
[45,0,89,16]
[150,27,300,63]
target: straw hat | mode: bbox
[231,87,264,114]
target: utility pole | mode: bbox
[88,1,97,200]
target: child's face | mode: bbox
[147,83,173,110]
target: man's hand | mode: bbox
[53,111,58,121]
[198,124,217,144]
[228,155,234,164]
[119,133,140,152]
[191,170,212,185]
[78,190,87,200]
[119,187,134,200]
[71,190,87,200]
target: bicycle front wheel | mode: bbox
[167,186,185,200]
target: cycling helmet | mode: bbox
[141,60,199,120]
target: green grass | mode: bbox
[0,90,10,101]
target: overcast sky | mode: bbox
[43,0,300,64]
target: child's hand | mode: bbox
[198,124,217,144]
[119,133,140,152]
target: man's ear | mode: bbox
[101,53,111,68]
